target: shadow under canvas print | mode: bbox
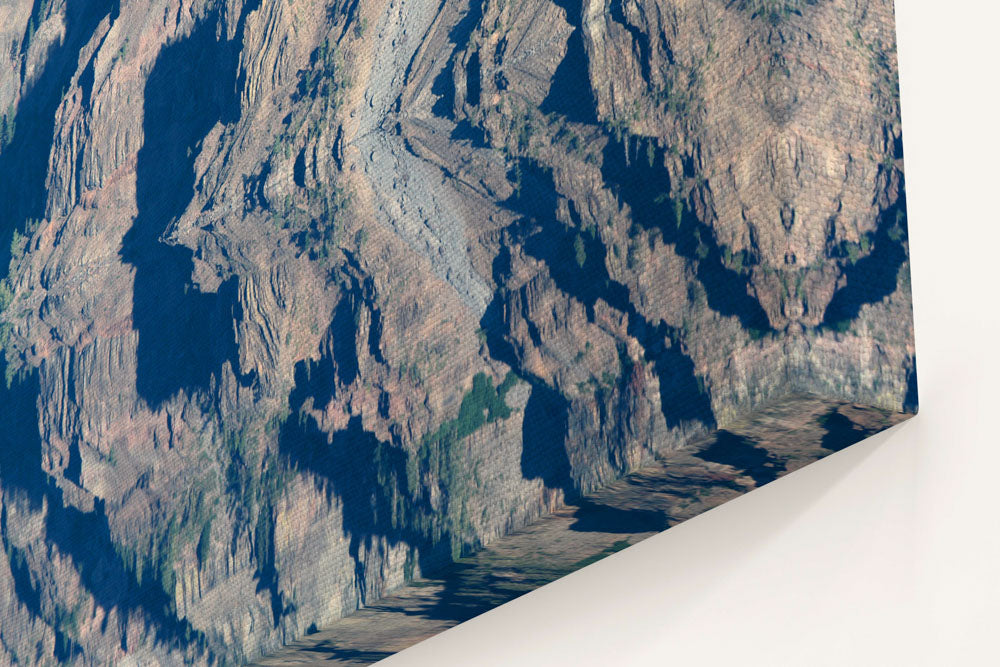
[0,0,916,664]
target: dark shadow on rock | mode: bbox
[0,366,206,658]
[0,363,46,509]
[279,365,448,605]
[329,0,361,24]
[568,500,668,533]
[5,534,85,662]
[822,188,909,330]
[287,350,338,417]
[0,365,49,628]
[622,471,743,494]
[0,0,119,273]
[465,51,482,107]
[520,379,573,495]
[430,62,457,119]
[903,359,919,414]
[430,0,485,119]
[819,410,865,452]
[367,305,387,365]
[417,557,563,626]
[693,430,785,487]
[65,439,82,486]
[386,501,669,630]
[293,149,307,187]
[122,4,258,409]
[607,0,652,83]
[541,1,598,124]
[601,135,772,336]
[297,642,395,664]
[502,158,715,430]
[43,488,208,653]
[450,119,488,147]
[330,288,361,388]
[479,267,575,498]
[280,412,413,542]
[287,267,373,415]
[2,541,42,620]
[819,408,881,453]
[278,318,562,630]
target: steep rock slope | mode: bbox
[0,0,914,663]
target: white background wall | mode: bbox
[385,2,1000,664]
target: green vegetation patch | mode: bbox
[412,371,522,558]
[421,371,520,455]
[834,231,875,265]
[1,104,14,152]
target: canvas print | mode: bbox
[0,0,915,664]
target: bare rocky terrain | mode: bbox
[252,394,910,665]
[0,0,914,664]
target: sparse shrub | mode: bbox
[420,372,520,472]
[0,280,12,311]
[354,18,369,39]
[567,131,580,154]
[1,105,15,150]
[859,234,871,255]
[354,227,368,249]
[888,209,906,242]
[694,229,709,260]
[845,242,860,264]
[626,239,639,270]
[573,234,587,268]
[9,230,27,259]
[197,520,212,567]
[723,247,749,273]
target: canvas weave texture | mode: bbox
[0,0,915,664]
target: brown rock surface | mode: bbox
[0,0,914,663]
[251,394,911,665]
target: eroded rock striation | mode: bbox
[0,0,914,663]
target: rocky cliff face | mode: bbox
[0,0,914,663]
